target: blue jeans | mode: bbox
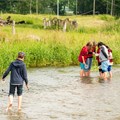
[84,58,92,71]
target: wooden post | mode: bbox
[106,0,109,14]
[43,18,46,29]
[68,0,69,10]
[58,19,59,30]
[111,0,113,15]
[57,0,59,18]
[30,0,32,14]
[63,21,67,32]
[48,20,51,27]
[12,21,15,35]
[36,0,38,14]
[76,0,78,15]
[93,0,96,16]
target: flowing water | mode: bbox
[0,66,120,120]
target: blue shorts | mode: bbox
[108,65,112,72]
[9,84,23,96]
[80,63,85,70]
[101,60,109,72]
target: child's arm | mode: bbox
[82,56,86,64]
[22,64,29,90]
[2,64,12,80]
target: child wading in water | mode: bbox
[2,52,29,111]
[97,42,109,80]
[78,42,93,77]
[106,45,113,79]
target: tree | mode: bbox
[0,0,119,16]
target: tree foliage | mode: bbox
[0,0,119,16]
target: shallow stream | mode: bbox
[0,66,120,120]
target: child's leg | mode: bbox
[99,72,103,79]
[80,63,85,77]
[7,95,13,110]
[108,65,112,78]
[17,85,23,110]
[80,70,84,77]
[98,68,103,79]
[84,58,92,77]
[84,70,90,77]
[98,63,102,78]
[103,72,108,80]
[6,85,15,110]
[101,61,109,80]
[109,71,112,78]
[18,96,22,110]
[99,71,103,78]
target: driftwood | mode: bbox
[43,17,78,31]
[0,16,26,26]
[6,16,13,24]
[0,16,13,25]
[16,20,26,24]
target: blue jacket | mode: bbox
[2,59,28,85]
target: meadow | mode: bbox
[0,14,120,74]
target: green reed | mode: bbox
[0,14,120,74]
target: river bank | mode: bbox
[0,14,120,74]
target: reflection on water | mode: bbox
[6,110,28,120]
[81,77,93,84]
[81,76,111,84]
[0,66,120,120]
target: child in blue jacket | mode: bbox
[2,52,29,111]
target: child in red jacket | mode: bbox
[78,42,92,77]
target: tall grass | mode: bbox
[0,14,120,74]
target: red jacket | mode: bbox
[96,48,100,63]
[108,49,113,63]
[78,46,88,63]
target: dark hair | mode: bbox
[97,42,104,47]
[18,52,25,59]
